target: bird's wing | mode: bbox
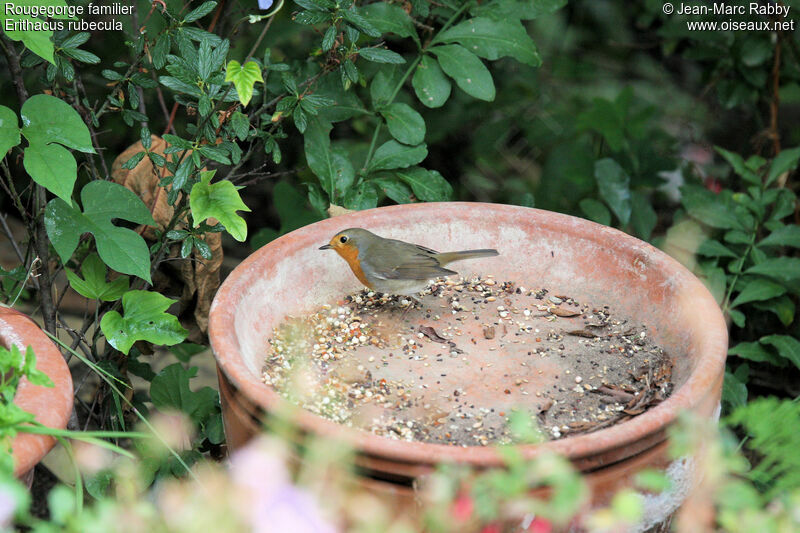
[362,240,455,280]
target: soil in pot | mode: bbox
[262,274,674,447]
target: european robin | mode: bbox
[319,228,499,296]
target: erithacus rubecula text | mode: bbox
[319,228,499,296]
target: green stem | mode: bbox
[429,2,472,46]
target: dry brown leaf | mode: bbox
[327,204,354,217]
[550,306,581,317]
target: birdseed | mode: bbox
[262,276,674,447]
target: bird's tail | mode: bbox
[436,249,499,266]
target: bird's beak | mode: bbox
[319,244,332,250]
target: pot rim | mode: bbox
[0,306,74,477]
[209,202,728,468]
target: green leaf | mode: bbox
[343,182,378,210]
[304,118,355,200]
[322,25,337,52]
[372,175,413,204]
[394,167,452,201]
[230,111,250,141]
[65,254,129,302]
[100,291,188,355]
[20,94,94,153]
[340,7,381,37]
[183,1,217,23]
[579,198,611,226]
[380,103,426,146]
[225,60,263,107]
[730,278,787,308]
[760,335,800,370]
[682,186,745,230]
[431,45,495,101]
[594,158,631,225]
[361,2,418,43]
[168,342,207,363]
[472,0,567,20]
[759,224,800,248]
[412,55,451,108]
[577,99,624,151]
[630,191,657,240]
[697,239,738,258]
[23,142,76,203]
[766,147,800,186]
[1,0,73,64]
[752,295,795,326]
[746,257,800,284]
[716,147,759,184]
[150,364,218,424]
[437,17,541,66]
[367,141,427,173]
[729,342,786,367]
[44,181,155,282]
[190,170,251,242]
[370,66,400,109]
[358,47,406,64]
[0,105,20,156]
[722,370,748,411]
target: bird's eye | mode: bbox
[339,235,348,243]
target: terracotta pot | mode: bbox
[0,307,74,485]
[209,203,727,527]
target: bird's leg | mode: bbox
[400,295,422,320]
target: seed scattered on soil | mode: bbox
[262,276,674,447]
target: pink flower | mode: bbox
[451,492,474,522]
[229,438,338,533]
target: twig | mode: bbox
[0,35,59,338]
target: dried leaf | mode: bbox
[550,306,581,317]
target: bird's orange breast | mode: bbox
[336,245,373,288]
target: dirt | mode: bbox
[262,276,674,446]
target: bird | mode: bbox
[319,228,499,298]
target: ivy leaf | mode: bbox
[22,142,76,203]
[367,141,427,173]
[44,181,155,282]
[394,167,452,202]
[380,103,426,146]
[190,170,251,242]
[412,56,451,108]
[150,363,219,424]
[20,94,94,153]
[358,48,406,64]
[437,17,541,66]
[1,0,74,64]
[0,105,20,156]
[730,278,787,308]
[65,254,129,302]
[225,60,263,106]
[430,45,495,101]
[594,158,632,225]
[100,291,188,355]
